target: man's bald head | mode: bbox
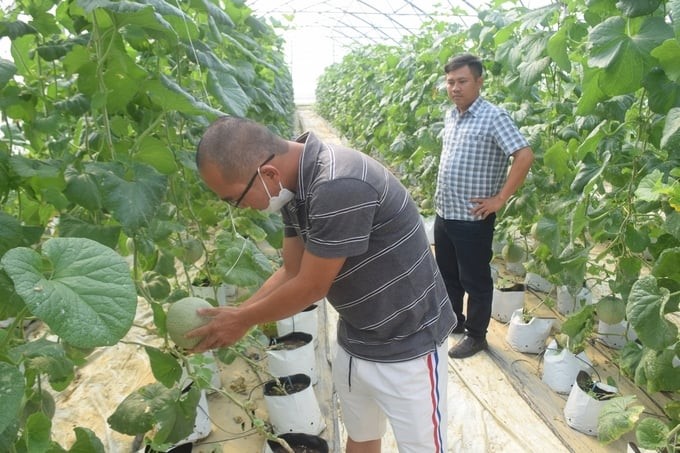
[196,116,288,181]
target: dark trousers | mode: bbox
[433,214,495,339]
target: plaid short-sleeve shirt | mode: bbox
[435,96,529,221]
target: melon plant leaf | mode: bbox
[612,256,642,300]
[574,122,606,161]
[10,338,75,391]
[134,136,179,175]
[10,34,38,80]
[152,383,200,447]
[206,69,250,117]
[138,0,198,41]
[232,217,268,243]
[664,212,680,241]
[200,0,235,27]
[624,224,649,253]
[0,152,8,199]
[672,0,680,34]
[571,152,610,193]
[571,200,588,239]
[627,276,677,350]
[577,68,607,115]
[185,353,217,390]
[598,395,643,444]
[107,382,198,447]
[138,0,188,19]
[651,39,680,82]
[0,20,37,39]
[661,107,680,150]
[250,213,284,250]
[618,341,644,378]
[0,420,20,452]
[213,233,273,287]
[56,214,121,250]
[107,383,178,435]
[1,237,137,348]
[637,417,670,449]
[36,40,74,62]
[0,58,16,88]
[0,212,25,256]
[0,362,24,436]
[144,76,223,117]
[616,0,662,17]
[10,155,63,187]
[560,304,595,353]
[643,68,680,115]
[518,56,550,88]
[82,0,171,33]
[546,23,570,72]
[20,412,51,453]
[557,244,590,288]
[145,347,182,388]
[543,140,570,182]
[68,427,106,453]
[532,216,560,254]
[588,17,673,96]
[588,17,628,68]
[635,169,665,202]
[87,162,167,233]
[652,247,680,312]
[638,347,680,392]
[0,268,25,320]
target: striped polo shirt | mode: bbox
[281,132,456,362]
[435,96,529,221]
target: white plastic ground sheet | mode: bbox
[44,107,572,453]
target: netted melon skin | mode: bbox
[166,297,213,349]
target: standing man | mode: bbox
[434,53,534,359]
[190,116,456,453]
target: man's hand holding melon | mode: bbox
[166,296,249,352]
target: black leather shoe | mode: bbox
[450,322,465,335]
[448,335,488,359]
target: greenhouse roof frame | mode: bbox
[247,0,478,48]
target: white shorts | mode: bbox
[332,341,448,453]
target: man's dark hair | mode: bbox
[444,54,484,78]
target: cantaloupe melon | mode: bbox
[166,297,213,349]
[502,242,525,263]
[596,295,626,325]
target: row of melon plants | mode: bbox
[316,0,679,449]
[0,0,291,451]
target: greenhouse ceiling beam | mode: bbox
[262,9,430,17]
[327,24,419,31]
[336,10,401,45]
[333,16,391,45]
[401,0,433,20]
[327,26,368,47]
[355,0,415,39]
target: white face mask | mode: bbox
[258,169,294,213]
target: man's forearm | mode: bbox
[498,147,534,201]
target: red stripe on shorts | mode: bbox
[427,350,443,452]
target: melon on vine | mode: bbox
[596,295,626,325]
[166,297,213,349]
[502,242,525,263]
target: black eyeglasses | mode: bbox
[225,154,275,207]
